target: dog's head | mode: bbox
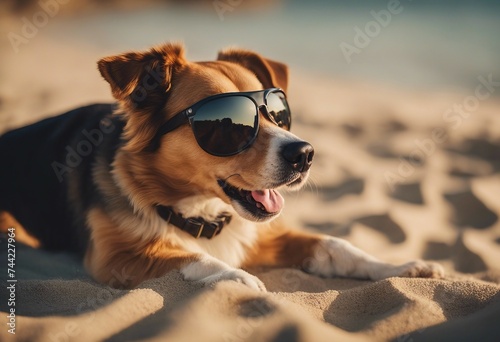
[98,43,313,222]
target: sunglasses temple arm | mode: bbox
[147,111,190,152]
[156,110,190,136]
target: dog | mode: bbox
[0,43,443,291]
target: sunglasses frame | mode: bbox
[153,87,291,156]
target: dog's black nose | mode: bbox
[282,141,314,172]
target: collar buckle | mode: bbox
[156,205,231,240]
[208,223,221,239]
[186,218,205,239]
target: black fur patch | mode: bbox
[0,104,124,255]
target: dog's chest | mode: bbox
[166,196,259,267]
[164,218,257,267]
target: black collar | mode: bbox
[156,205,232,239]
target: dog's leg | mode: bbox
[87,245,266,291]
[85,208,266,290]
[303,236,444,280]
[181,254,266,291]
[0,211,41,248]
[246,228,444,281]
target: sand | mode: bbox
[1,22,500,342]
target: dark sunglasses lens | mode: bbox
[266,91,291,130]
[192,96,258,156]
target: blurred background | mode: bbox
[1,0,499,276]
[2,0,500,91]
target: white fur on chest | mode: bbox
[164,195,258,267]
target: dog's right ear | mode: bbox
[217,48,289,92]
[97,43,186,111]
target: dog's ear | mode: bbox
[97,43,186,153]
[97,43,185,110]
[217,48,289,92]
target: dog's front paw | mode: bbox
[201,269,267,292]
[396,260,445,279]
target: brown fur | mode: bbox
[0,211,41,248]
[84,208,200,288]
[243,222,323,268]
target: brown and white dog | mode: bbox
[0,43,443,290]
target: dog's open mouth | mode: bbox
[218,180,285,221]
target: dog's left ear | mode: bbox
[217,48,289,92]
[97,43,186,153]
[97,43,185,110]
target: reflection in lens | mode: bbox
[192,96,258,156]
[266,92,291,130]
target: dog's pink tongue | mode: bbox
[251,189,284,213]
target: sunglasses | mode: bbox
[153,88,291,156]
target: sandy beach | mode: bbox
[1,1,499,341]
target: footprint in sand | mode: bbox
[446,138,500,172]
[312,178,365,202]
[443,190,498,229]
[346,119,407,137]
[355,214,406,244]
[305,214,406,244]
[448,168,482,178]
[388,182,424,205]
[366,143,425,166]
[380,119,408,134]
[423,241,452,261]
[341,123,364,137]
[452,233,488,273]
[271,326,300,342]
[447,138,500,161]
[446,154,495,178]
[237,298,275,318]
[424,236,488,273]
[304,221,350,237]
